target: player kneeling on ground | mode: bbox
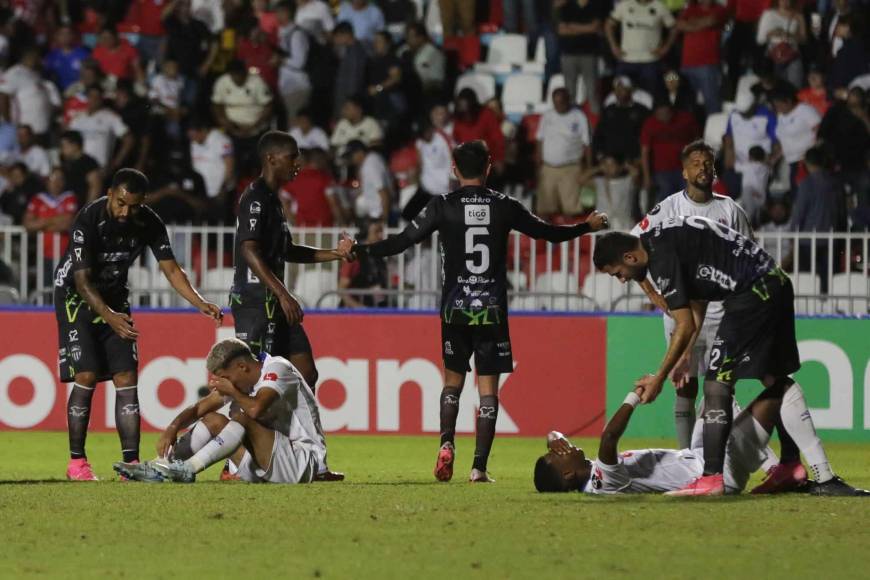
[534,387,869,495]
[115,338,333,484]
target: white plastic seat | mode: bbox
[502,73,544,120]
[546,73,586,106]
[791,273,824,315]
[294,269,339,309]
[581,272,628,311]
[202,267,235,306]
[703,113,729,153]
[476,33,527,75]
[127,265,151,306]
[831,273,868,316]
[454,71,497,104]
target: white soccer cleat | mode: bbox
[469,468,495,483]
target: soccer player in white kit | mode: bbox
[115,338,329,484]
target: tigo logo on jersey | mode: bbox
[464,205,490,226]
[263,372,278,382]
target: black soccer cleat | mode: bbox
[808,476,870,497]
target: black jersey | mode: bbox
[232,178,291,302]
[640,215,777,311]
[54,197,175,309]
[358,185,593,324]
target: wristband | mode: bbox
[623,392,641,408]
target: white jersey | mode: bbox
[631,190,753,324]
[584,449,703,494]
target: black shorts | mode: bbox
[441,320,513,375]
[54,287,138,383]
[706,269,800,383]
[232,299,312,359]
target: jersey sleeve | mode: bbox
[69,208,97,272]
[359,196,441,257]
[259,359,302,398]
[731,202,754,239]
[630,202,668,236]
[510,198,590,241]
[645,233,689,311]
[589,459,632,494]
[236,190,267,244]
[145,210,176,262]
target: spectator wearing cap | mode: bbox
[163,0,217,107]
[331,97,384,155]
[332,21,369,118]
[405,22,446,101]
[756,0,807,90]
[453,89,505,175]
[188,118,235,222]
[69,85,134,174]
[555,0,606,115]
[23,167,78,280]
[92,27,145,85]
[211,60,274,175]
[798,67,831,117]
[722,91,778,200]
[535,87,591,217]
[43,25,90,93]
[345,139,393,220]
[605,0,677,94]
[296,0,336,44]
[59,130,102,205]
[676,0,728,115]
[337,0,386,46]
[14,125,50,178]
[0,48,60,139]
[640,98,701,203]
[593,76,650,163]
[339,219,388,308]
[769,82,821,195]
[290,108,331,151]
[280,148,342,227]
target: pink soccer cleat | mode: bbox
[66,458,98,481]
[665,473,724,496]
[434,442,455,482]
[751,460,808,494]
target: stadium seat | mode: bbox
[831,273,869,316]
[502,73,544,122]
[521,37,546,74]
[475,33,527,75]
[545,74,586,105]
[454,71,497,104]
[294,269,339,309]
[703,113,729,153]
[791,273,824,315]
[581,272,628,311]
[127,266,151,307]
[202,267,235,306]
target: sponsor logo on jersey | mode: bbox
[444,341,453,355]
[73,230,84,244]
[464,205,490,226]
[649,204,661,215]
[697,265,737,291]
[249,219,257,231]
[263,372,278,382]
[70,344,82,362]
[68,330,78,343]
[250,201,261,214]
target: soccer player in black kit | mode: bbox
[593,216,867,496]
[347,140,608,482]
[232,131,352,481]
[55,169,223,480]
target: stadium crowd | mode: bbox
[0,0,867,303]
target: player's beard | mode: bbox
[690,172,713,193]
[629,264,648,282]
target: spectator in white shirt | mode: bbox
[296,0,335,44]
[769,82,821,194]
[402,117,453,220]
[578,152,637,232]
[535,88,591,217]
[345,139,393,220]
[276,2,312,126]
[188,117,235,212]
[0,48,60,138]
[605,0,677,94]
[405,22,446,99]
[289,108,330,151]
[69,86,133,172]
[149,59,186,140]
[330,96,385,155]
[14,125,50,178]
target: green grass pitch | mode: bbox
[1,432,869,579]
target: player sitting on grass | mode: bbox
[533,387,870,495]
[114,338,333,484]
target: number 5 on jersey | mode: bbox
[465,227,489,274]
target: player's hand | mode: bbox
[547,431,574,455]
[586,211,609,232]
[337,231,357,261]
[105,310,139,340]
[279,293,304,325]
[670,355,692,389]
[156,430,177,459]
[199,301,223,325]
[634,374,664,404]
[208,375,237,396]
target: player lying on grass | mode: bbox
[114,338,334,484]
[534,387,870,495]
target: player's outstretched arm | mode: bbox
[284,236,354,263]
[209,375,279,421]
[635,306,696,403]
[158,259,223,324]
[157,390,225,458]
[598,392,641,466]
[513,203,609,242]
[241,239,303,325]
[354,198,441,259]
[73,269,139,340]
[670,300,708,388]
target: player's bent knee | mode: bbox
[201,412,229,435]
[74,372,98,387]
[113,371,138,388]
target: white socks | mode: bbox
[780,383,833,483]
[674,396,696,449]
[187,421,245,474]
[190,421,213,455]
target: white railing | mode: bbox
[0,225,867,317]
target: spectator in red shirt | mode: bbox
[640,99,701,202]
[677,0,728,114]
[453,88,505,174]
[724,0,768,98]
[23,167,78,279]
[798,67,831,117]
[91,27,145,85]
[122,0,167,66]
[280,148,342,227]
[237,25,279,91]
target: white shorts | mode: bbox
[235,432,320,484]
[663,314,720,378]
[690,403,770,494]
